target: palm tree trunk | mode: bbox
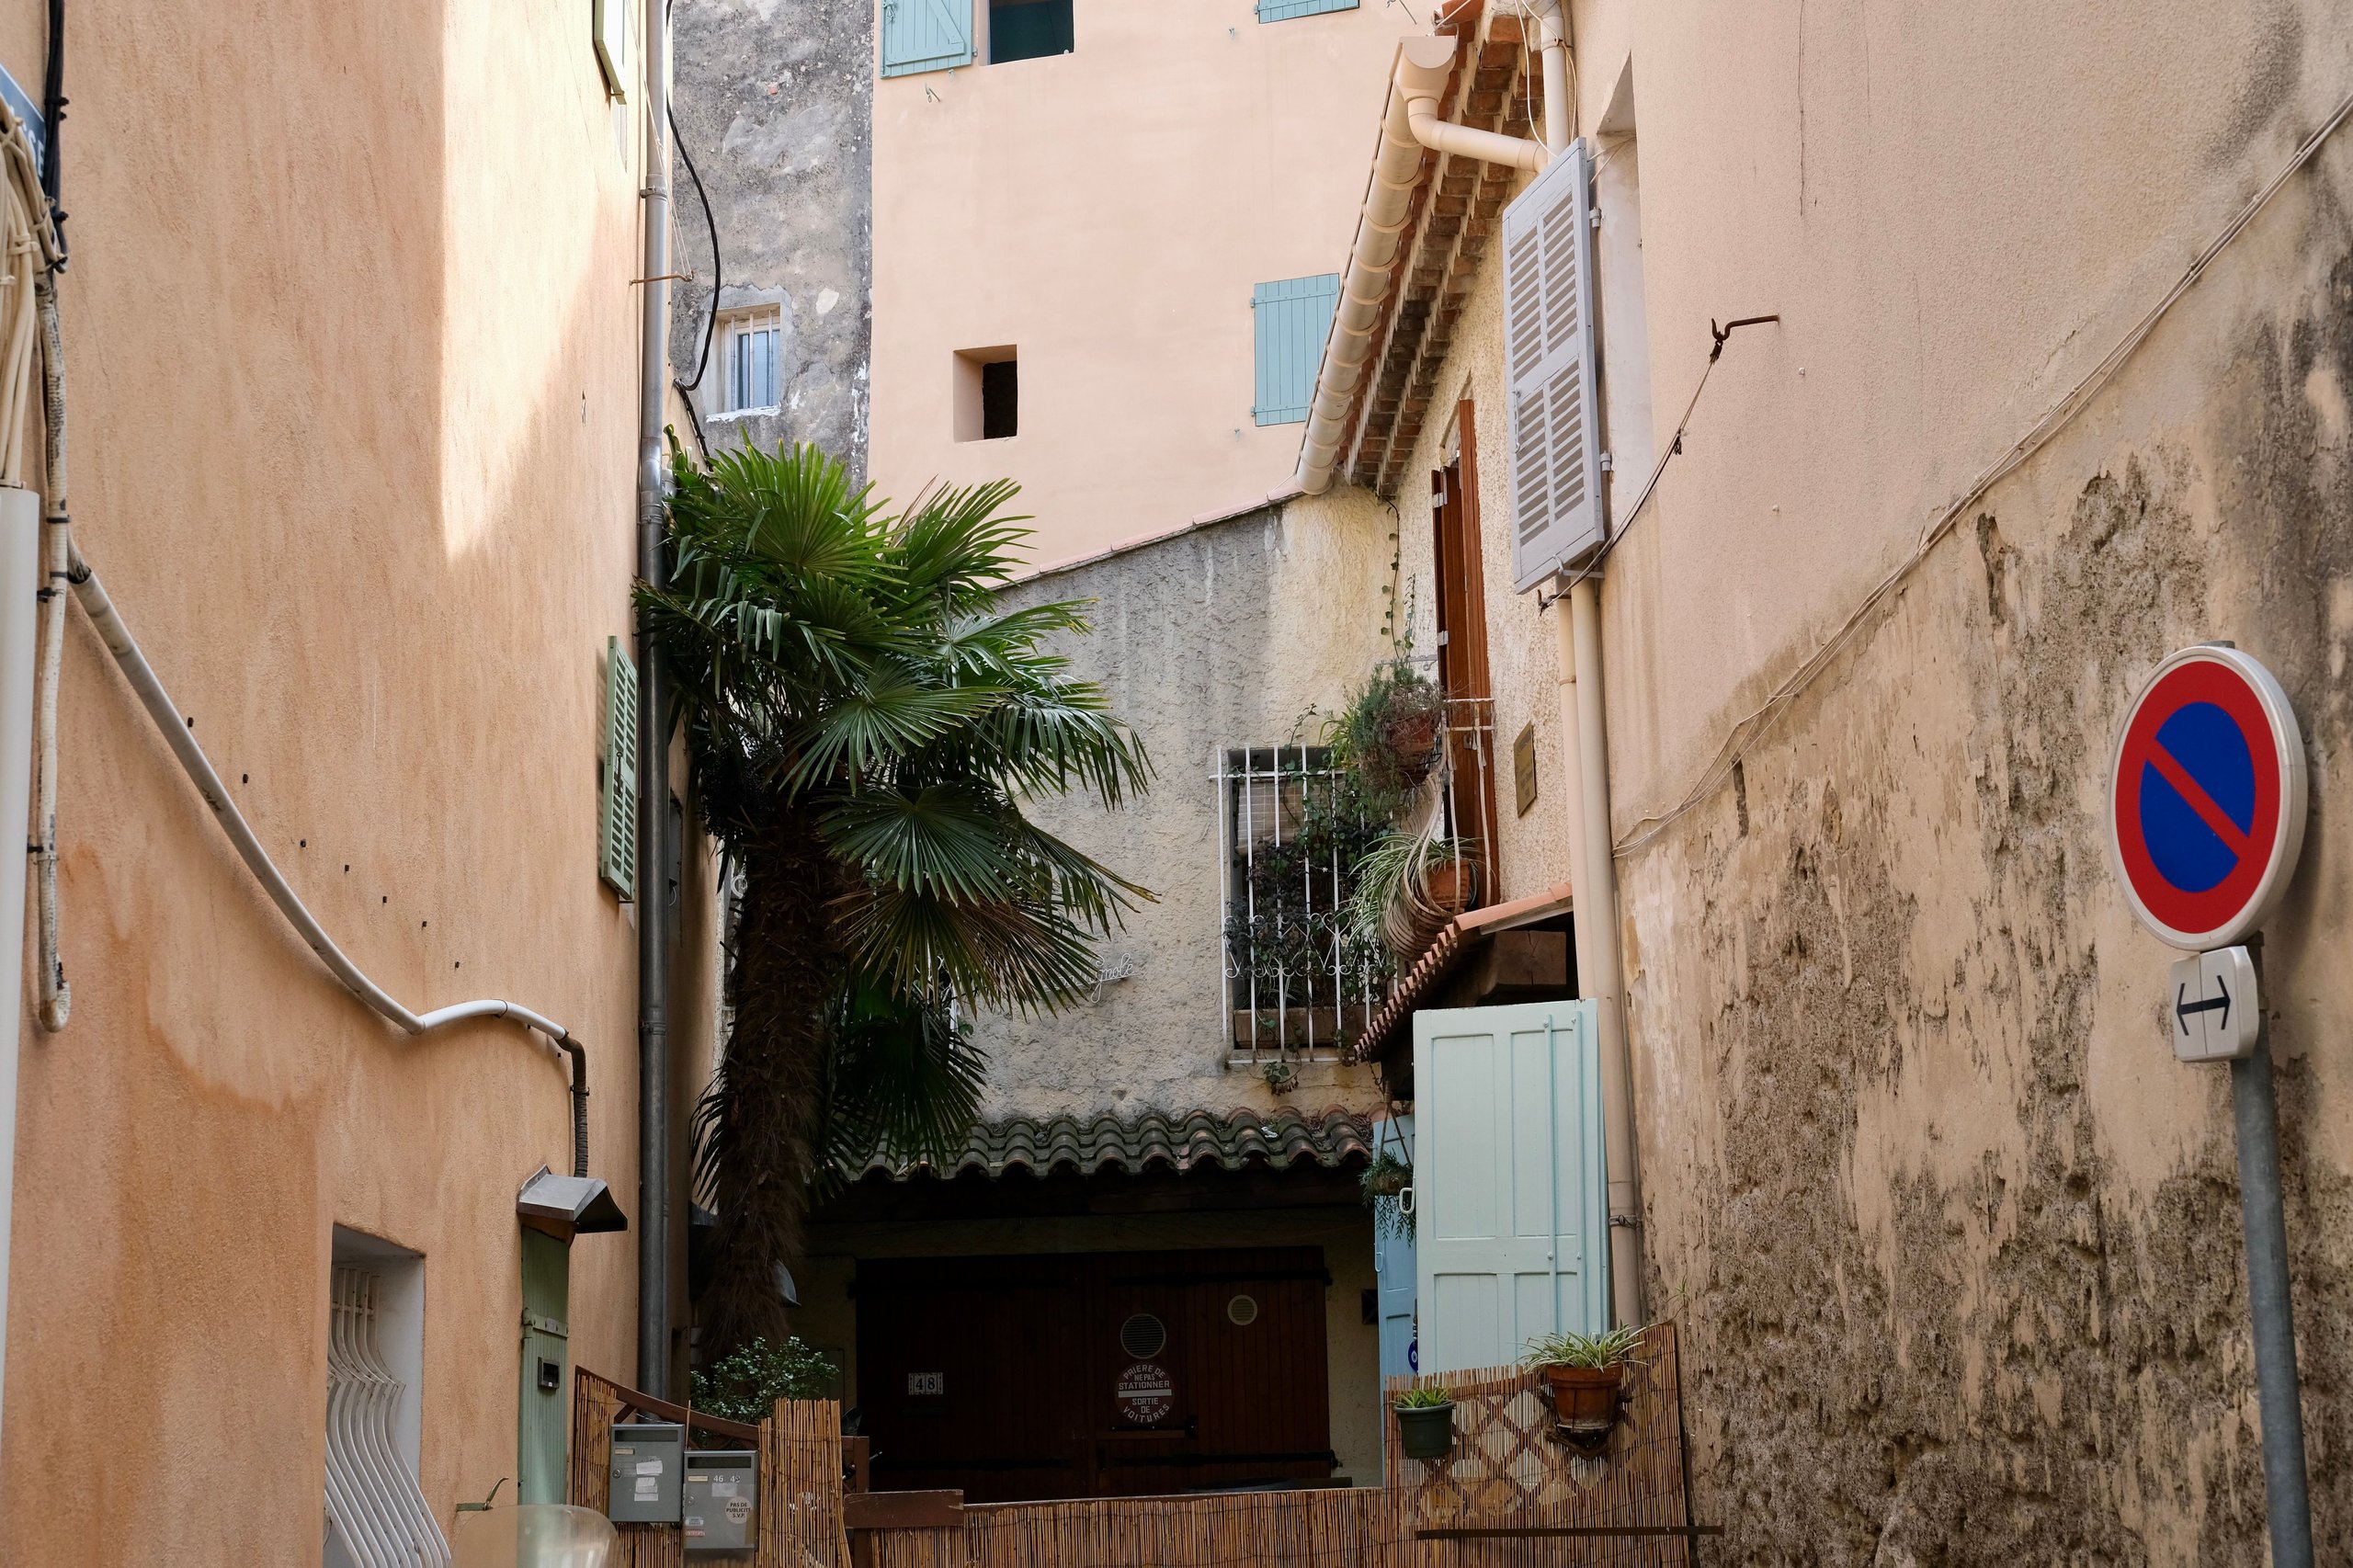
[697,801,843,1361]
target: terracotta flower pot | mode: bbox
[1540,1364,1624,1430]
[1394,1402,1457,1461]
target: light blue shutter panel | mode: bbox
[881,0,974,77]
[1373,1113,1419,1388]
[1412,999,1608,1375]
[1252,273,1340,426]
[1257,0,1358,22]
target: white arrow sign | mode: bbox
[2168,945,2258,1062]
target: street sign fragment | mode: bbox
[2168,944,2258,1062]
[2107,645,2306,951]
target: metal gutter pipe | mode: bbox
[1293,28,1555,495]
[634,0,676,1399]
[1524,6,1644,1329]
[62,545,596,1173]
[1399,37,1547,173]
[1556,582,1643,1327]
[1293,45,1430,496]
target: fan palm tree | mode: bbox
[642,441,1152,1358]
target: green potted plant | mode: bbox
[1521,1324,1646,1435]
[1392,1384,1457,1460]
[1335,661,1447,811]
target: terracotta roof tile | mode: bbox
[855,1105,1377,1183]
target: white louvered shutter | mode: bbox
[598,637,639,898]
[1504,140,1605,591]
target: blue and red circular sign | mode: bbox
[2107,645,2306,950]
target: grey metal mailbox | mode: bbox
[684,1449,759,1554]
[608,1420,685,1524]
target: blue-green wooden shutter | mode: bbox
[1373,1113,1419,1387]
[881,0,974,77]
[1412,999,1608,1374]
[1257,0,1358,22]
[1252,273,1340,427]
[598,637,638,898]
[517,1229,572,1505]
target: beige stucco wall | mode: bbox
[867,0,1418,567]
[0,6,711,1562]
[1274,0,2353,1554]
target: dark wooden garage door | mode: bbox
[857,1246,1334,1502]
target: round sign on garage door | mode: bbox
[2107,644,2307,950]
[1115,1361,1175,1426]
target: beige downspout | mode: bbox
[1556,583,1641,1327]
[1522,0,1644,1329]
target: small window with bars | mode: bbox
[720,309,783,414]
[1216,745,1392,1062]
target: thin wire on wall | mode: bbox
[1609,79,2353,861]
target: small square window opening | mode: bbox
[719,310,783,414]
[953,347,1018,442]
[990,0,1074,63]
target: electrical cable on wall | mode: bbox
[1609,80,2353,860]
[669,100,720,462]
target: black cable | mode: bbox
[668,101,722,408]
[41,0,66,267]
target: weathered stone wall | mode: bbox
[670,0,870,470]
[1620,130,2353,1568]
[975,498,1401,1123]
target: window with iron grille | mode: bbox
[720,309,783,414]
[1216,746,1392,1063]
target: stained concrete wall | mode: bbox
[975,498,1404,1123]
[0,6,714,1562]
[672,0,872,469]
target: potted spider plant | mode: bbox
[1522,1324,1646,1435]
[1392,1385,1457,1460]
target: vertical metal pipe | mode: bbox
[2232,1031,2313,1567]
[634,0,675,1399]
[1558,577,1643,1328]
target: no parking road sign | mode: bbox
[2106,644,2307,951]
[2104,642,2315,1567]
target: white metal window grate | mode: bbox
[598,636,639,898]
[325,1267,449,1568]
[1216,745,1391,1064]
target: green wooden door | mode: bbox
[518,1228,572,1503]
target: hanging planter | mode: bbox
[1522,1325,1646,1447]
[1392,1386,1457,1461]
[1336,662,1447,812]
[1360,1148,1412,1200]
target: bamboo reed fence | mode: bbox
[571,1325,1698,1567]
[570,1367,847,1568]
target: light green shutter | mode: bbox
[598,637,639,898]
[518,1229,573,1505]
[1257,0,1358,20]
[1412,1000,1608,1374]
[1252,274,1341,426]
[881,0,974,77]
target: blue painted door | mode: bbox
[1412,1000,1607,1375]
[1371,1113,1417,1387]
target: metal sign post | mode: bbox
[2107,644,2313,1568]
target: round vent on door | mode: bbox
[1226,1293,1260,1327]
[1119,1312,1168,1360]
